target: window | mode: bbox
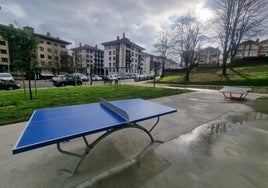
[1,58,8,62]
[0,49,7,54]
[48,55,52,59]
[109,57,111,61]
[0,40,6,46]
[40,54,45,58]
[47,48,52,52]
[47,41,51,45]
[54,43,58,47]
[40,47,44,51]
[60,45,66,48]
[109,51,112,55]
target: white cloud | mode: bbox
[2,3,26,18]
[0,0,215,53]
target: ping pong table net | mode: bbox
[99,98,129,122]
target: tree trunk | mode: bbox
[184,69,190,82]
[28,71,33,100]
[222,55,228,75]
[161,57,165,78]
[222,62,227,75]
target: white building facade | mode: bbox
[101,33,145,77]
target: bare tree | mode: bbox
[213,0,268,75]
[171,13,202,81]
[153,30,171,77]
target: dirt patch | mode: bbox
[0,105,14,109]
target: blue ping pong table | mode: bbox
[13,98,177,175]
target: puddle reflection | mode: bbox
[168,111,268,188]
[208,111,267,142]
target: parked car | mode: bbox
[0,73,15,81]
[53,74,83,87]
[73,73,89,81]
[51,75,65,82]
[91,75,103,81]
[0,79,20,90]
[125,73,133,79]
[108,74,118,80]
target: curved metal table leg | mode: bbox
[56,119,159,176]
[149,116,160,132]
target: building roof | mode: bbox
[71,44,104,52]
[259,39,268,44]
[101,34,145,51]
[0,24,72,45]
[35,33,71,45]
[239,39,259,45]
[200,46,221,53]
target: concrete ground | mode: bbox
[0,89,267,188]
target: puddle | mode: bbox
[163,112,268,188]
[81,112,268,188]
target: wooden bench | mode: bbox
[219,86,251,99]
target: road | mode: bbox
[14,79,136,89]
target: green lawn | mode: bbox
[0,84,190,126]
[160,64,268,87]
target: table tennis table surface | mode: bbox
[13,98,177,154]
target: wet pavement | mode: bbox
[80,112,268,188]
[0,90,267,188]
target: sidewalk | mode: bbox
[0,89,266,188]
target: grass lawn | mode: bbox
[160,64,268,87]
[0,84,190,126]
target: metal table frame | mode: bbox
[56,117,160,176]
[219,86,251,99]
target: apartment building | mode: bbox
[71,43,104,76]
[0,24,72,77]
[165,58,179,69]
[198,47,221,66]
[258,39,268,57]
[233,38,268,59]
[235,40,259,59]
[143,54,164,76]
[101,33,145,76]
[0,35,10,73]
[23,27,72,77]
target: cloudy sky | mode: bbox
[0,0,214,53]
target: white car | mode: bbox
[51,75,65,82]
[0,73,14,81]
[95,75,103,81]
[73,73,89,81]
[91,75,102,81]
[108,74,118,80]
